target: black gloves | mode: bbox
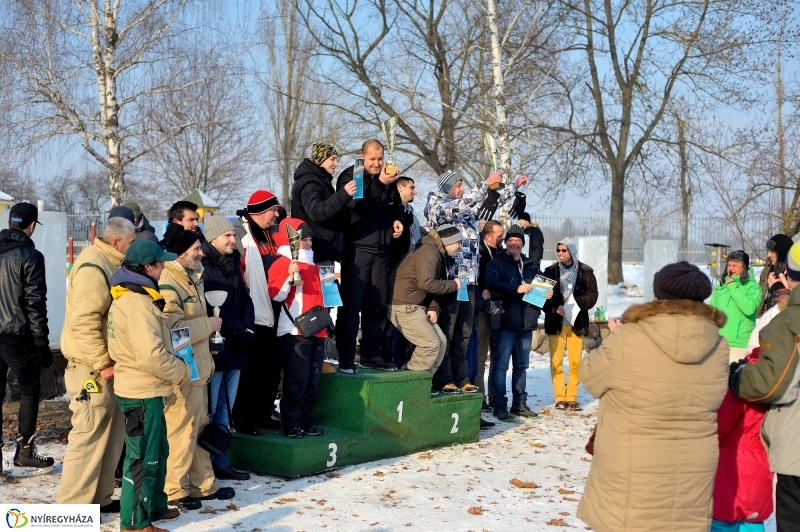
[509,192,527,219]
[728,359,745,389]
[477,185,503,220]
[34,344,53,368]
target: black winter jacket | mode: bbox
[0,229,49,346]
[291,158,351,262]
[542,261,598,337]
[337,165,402,253]
[200,240,255,371]
[475,240,500,314]
[523,225,544,268]
[135,213,159,243]
[485,251,540,331]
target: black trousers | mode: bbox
[432,287,474,389]
[279,335,324,434]
[0,343,41,439]
[232,324,280,429]
[335,247,389,366]
[777,474,800,532]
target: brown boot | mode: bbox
[157,508,180,521]
[124,525,168,532]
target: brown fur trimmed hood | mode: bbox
[622,299,727,328]
[620,299,728,364]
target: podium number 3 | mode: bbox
[451,413,459,434]
[397,401,404,423]
[327,443,337,467]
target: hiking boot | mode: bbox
[359,356,397,371]
[567,401,583,411]
[440,383,460,394]
[430,388,440,396]
[287,428,305,439]
[481,400,491,412]
[235,422,262,436]
[460,383,479,393]
[100,500,121,513]
[511,405,539,419]
[555,401,568,410]
[479,418,496,430]
[197,487,235,501]
[157,508,181,521]
[493,408,513,422]
[213,465,250,481]
[12,434,54,477]
[303,426,325,436]
[170,496,201,510]
[338,363,357,374]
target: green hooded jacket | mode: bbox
[709,268,762,348]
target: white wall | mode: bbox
[2,211,67,349]
[575,235,608,315]
[643,240,678,302]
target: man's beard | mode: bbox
[180,257,202,271]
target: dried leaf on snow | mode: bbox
[468,506,483,515]
[510,477,539,489]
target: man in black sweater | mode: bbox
[335,139,404,372]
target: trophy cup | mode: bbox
[483,133,501,190]
[205,290,227,352]
[286,224,304,286]
[381,116,399,174]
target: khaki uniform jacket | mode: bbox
[60,238,124,371]
[108,287,190,399]
[159,261,214,386]
[576,300,729,532]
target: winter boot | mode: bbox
[12,434,54,477]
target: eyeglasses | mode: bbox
[556,248,569,253]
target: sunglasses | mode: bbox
[556,248,569,253]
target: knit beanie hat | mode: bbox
[653,261,712,302]
[437,171,462,193]
[505,224,525,243]
[785,241,800,281]
[247,190,280,215]
[108,205,135,224]
[203,215,234,244]
[163,223,200,256]
[122,201,142,218]
[437,224,461,246]
[310,143,338,166]
[727,249,749,270]
[767,234,794,264]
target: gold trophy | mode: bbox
[381,116,399,174]
[484,132,501,190]
[286,224,304,286]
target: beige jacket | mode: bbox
[61,238,124,371]
[108,285,190,399]
[159,260,214,386]
[576,300,730,532]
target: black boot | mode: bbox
[12,434,54,477]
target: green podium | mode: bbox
[228,369,482,478]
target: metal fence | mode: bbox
[66,213,782,264]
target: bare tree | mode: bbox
[0,167,39,204]
[0,0,228,206]
[541,0,789,283]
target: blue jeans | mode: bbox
[489,330,530,411]
[208,369,240,468]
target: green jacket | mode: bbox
[731,285,800,476]
[708,268,762,348]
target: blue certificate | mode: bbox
[353,158,364,199]
[522,275,556,309]
[319,265,342,307]
[456,263,469,302]
[171,327,199,381]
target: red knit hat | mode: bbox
[274,218,312,248]
[247,190,280,215]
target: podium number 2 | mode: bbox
[450,413,459,434]
[397,401,404,423]
[327,443,337,467]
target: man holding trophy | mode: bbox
[424,152,528,394]
[335,132,405,373]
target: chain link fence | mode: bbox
[66,213,782,264]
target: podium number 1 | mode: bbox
[327,443,337,467]
[451,413,459,434]
[397,401,404,423]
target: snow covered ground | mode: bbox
[1,263,777,530]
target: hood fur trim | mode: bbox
[622,299,727,328]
